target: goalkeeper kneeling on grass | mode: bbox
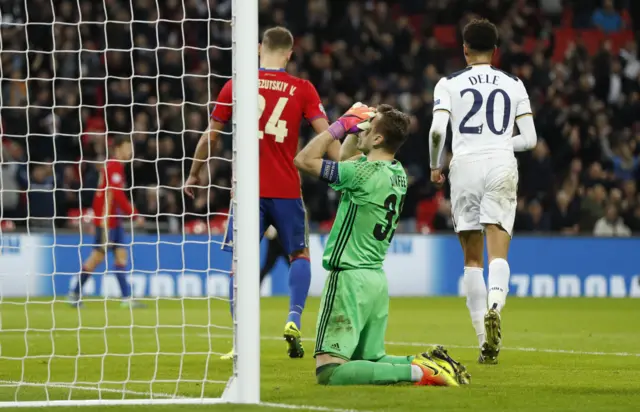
[294,103,471,386]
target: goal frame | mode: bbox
[0,0,260,407]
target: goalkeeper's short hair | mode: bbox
[375,104,411,154]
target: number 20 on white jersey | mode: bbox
[433,65,532,158]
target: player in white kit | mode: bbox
[428,19,537,364]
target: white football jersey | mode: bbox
[433,64,531,159]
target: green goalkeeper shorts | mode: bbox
[314,268,388,361]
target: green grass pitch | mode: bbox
[1,297,640,411]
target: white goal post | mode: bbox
[228,0,261,404]
[0,0,259,407]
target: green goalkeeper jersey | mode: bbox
[323,156,408,271]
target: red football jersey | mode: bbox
[92,160,137,228]
[211,69,327,198]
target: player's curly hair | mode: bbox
[262,26,294,51]
[375,104,410,153]
[463,19,499,53]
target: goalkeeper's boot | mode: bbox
[283,322,304,359]
[67,293,83,308]
[418,345,471,385]
[411,354,459,387]
[479,303,502,365]
[220,350,234,361]
[120,299,147,309]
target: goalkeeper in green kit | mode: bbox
[294,103,471,387]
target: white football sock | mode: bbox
[464,267,487,347]
[488,258,510,312]
[410,364,424,382]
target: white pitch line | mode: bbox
[3,330,640,358]
[354,337,640,358]
[0,380,178,399]
[386,340,640,358]
[260,402,368,412]
[0,381,365,412]
[204,333,640,358]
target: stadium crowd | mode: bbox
[0,0,639,235]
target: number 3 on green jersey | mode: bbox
[321,157,408,271]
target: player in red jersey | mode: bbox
[68,137,145,308]
[185,26,338,359]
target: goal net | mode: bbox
[0,0,259,407]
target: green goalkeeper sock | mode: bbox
[376,355,414,365]
[317,361,412,386]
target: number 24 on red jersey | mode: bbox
[210,71,326,143]
[209,70,326,198]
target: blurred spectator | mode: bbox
[520,140,554,201]
[624,205,640,232]
[0,142,23,219]
[540,0,563,22]
[611,143,639,181]
[519,200,551,233]
[432,198,453,232]
[592,0,625,33]
[620,40,640,80]
[593,204,631,236]
[19,163,58,227]
[580,184,608,232]
[0,0,638,235]
[550,191,580,234]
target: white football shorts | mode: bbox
[449,155,518,236]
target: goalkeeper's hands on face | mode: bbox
[339,103,377,134]
[328,103,377,140]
